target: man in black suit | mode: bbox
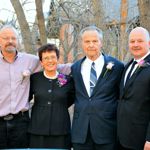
[71,26,124,150]
[117,27,150,150]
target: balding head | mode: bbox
[129,27,150,42]
[128,27,150,60]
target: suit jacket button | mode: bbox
[48,101,51,105]
[89,99,91,101]
[48,89,52,93]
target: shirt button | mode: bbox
[48,89,52,93]
[48,101,51,105]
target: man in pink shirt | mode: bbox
[0,25,41,148]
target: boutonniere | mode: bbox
[138,60,145,67]
[21,69,31,84]
[103,62,114,77]
[137,60,149,67]
[135,59,150,72]
[57,73,67,87]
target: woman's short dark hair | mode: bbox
[38,43,59,61]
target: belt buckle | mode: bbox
[3,114,14,121]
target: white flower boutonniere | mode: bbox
[103,62,114,77]
[21,69,31,84]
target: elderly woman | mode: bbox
[28,43,74,149]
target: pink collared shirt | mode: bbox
[0,52,41,116]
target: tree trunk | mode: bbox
[119,0,128,61]
[10,0,34,53]
[35,0,47,45]
[138,0,150,32]
[92,0,105,30]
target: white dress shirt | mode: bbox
[81,55,104,96]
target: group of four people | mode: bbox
[0,24,150,150]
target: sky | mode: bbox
[0,0,14,21]
[0,0,50,23]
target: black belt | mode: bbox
[0,111,28,121]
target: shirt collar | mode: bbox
[86,54,104,65]
[0,51,20,61]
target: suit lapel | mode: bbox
[127,55,150,86]
[100,55,113,80]
[120,59,133,98]
[124,65,142,89]
[91,55,114,96]
[121,54,150,98]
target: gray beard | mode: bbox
[6,47,17,53]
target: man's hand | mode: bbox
[57,63,72,75]
[144,141,150,150]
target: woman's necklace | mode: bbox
[44,71,59,79]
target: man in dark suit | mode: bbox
[117,27,150,150]
[71,26,124,150]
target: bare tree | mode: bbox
[119,0,128,61]
[9,0,145,63]
[138,0,150,32]
[35,0,47,45]
[10,0,33,53]
[91,0,105,30]
[47,0,92,62]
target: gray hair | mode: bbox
[141,27,150,41]
[78,25,103,41]
[0,24,19,38]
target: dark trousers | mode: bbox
[0,111,29,149]
[29,133,71,149]
[73,127,117,150]
[118,141,134,150]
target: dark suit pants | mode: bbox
[118,141,134,150]
[29,133,71,149]
[0,111,29,149]
[73,127,116,150]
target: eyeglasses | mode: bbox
[42,56,57,62]
[0,37,17,41]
